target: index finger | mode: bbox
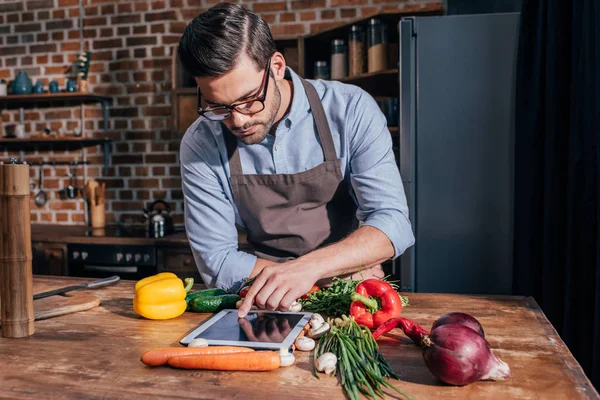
[238,274,265,318]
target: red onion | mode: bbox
[431,312,485,337]
[422,324,510,385]
[372,314,510,386]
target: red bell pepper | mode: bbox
[349,279,403,329]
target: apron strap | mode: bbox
[299,78,338,163]
[225,77,338,176]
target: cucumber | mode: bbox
[185,288,229,310]
[189,294,241,313]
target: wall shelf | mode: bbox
[0,138,112,173]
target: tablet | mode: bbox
[179,310,313,350]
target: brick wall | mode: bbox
[0,0,441,227]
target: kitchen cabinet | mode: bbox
[158,246,201,282]
[32,242,67,276]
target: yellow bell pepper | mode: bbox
[133,272,194,320]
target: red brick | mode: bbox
[254,2,287,12]
[47,19,73,30]
[53,9,65,19]
[262,14,276,24]
[112,14,140,24]
[360,7,378,17]
[132,142,147,152]
[118,3,132,13]
[2,46,26,56]
[134,48,146,58]
[114,120,128,129]
[340,8,357,18]
[129,178,160,188]
[151,24,166,34]
[161,35,180,45]
[0,70,11,79]
[131,120,147,129]
[27,0,53,10]
[52,31,64,40]
[50,202,78,211]
[94,38,123,49]
[15,23,41,33]
[321,9,336,19]
[30,43,57,53]
[37,10,50,20]
[101,4,115,14]
[0,2,23,12]
[144,10,177,22]
[112,155,143,165]
[52,54,64,63]
[132,72,146,81]
[116,71,129,82]
[170,22,186,34]
[162,178,181,188]
[58,0,78,5]
[151,70,165,81]
[134,97,149,105]
[100,27,114,37]
[143,59,171,69]
[69,8,79,17]
[45,66,67,74]
[46,110,72,119]
[36,55,49,64]
[6,13,19,23]
[133,25,147,34]
[84,29,97,38]
[40,213,53,222]
[135,167,149,176]
[110,107,138,118]
[109,60,138,71]
[61,42,80,51]
[135,2,149,11]
[280,13,296,22]
[151,0,166,9]
[143,106,171,116]
[291,0,325,9]
[117,97,131,106]
[37,32,49,41]
[86,16,107,26]
[116,49,130,59]
[271,24,306,36]
[127,36,157,46]
[68,30,80,39]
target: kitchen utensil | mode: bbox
[0,291,100,323]
[84,179,99,206]
[143,199,174,238]
[33,275,120,300]
[65,163,78,199]
[34,167,48,207]
[0,158,34,338]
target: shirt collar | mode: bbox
[283,67,311,127]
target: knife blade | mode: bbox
[33,275,121,300]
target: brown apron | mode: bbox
[225,78,358,262]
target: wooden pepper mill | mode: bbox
[0,158,34,338]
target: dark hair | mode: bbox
[178,3,277,77]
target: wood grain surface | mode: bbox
[0,290,100,323]
[0,275,598,400]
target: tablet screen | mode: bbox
[196,312,304,344]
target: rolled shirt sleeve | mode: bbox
[347,89,415,258]
[180,132,256,291]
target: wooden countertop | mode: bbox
[1,276,598,399]
[30,224,249,247]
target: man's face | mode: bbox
[196,54,281,145]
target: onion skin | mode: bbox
[422,324,510,386]
[431,312,485,338]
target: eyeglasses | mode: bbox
[197,59,271,121]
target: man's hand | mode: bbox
[237,260,321,318]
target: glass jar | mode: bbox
[330,39,348,80]
[349,25,366,77]
[367,18,388,73]
[313,60,329,80]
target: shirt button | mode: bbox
[275,145,280,151]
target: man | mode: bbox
[178,3,414,318]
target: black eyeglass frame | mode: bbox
[196,59,271,120]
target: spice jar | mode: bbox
[330,39,348,80]
[314,61,329,80]
[349,25,366,77]
[367,18,388,73]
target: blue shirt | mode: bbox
[180,67,415,291]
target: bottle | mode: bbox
[367,18,388,73]
[349,25,366,77]
[313,61,330,80]
[330,39,348,80]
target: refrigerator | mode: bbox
[396,13,520,295]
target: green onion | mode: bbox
[314,315,413,400]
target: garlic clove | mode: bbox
[294,336,315,352]
[188,338,208,348]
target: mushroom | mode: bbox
[279,348,295,367]
[309,313,325,330]
[294,336,315,352]
[315,352,337,375]
[308,322,330,339]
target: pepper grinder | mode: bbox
[0,158,35,338]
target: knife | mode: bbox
[33,275,121,300]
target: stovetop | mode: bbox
[84,225,172,238]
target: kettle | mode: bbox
[143,200,174,238]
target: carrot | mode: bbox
[167,351,281,371]
[141,346,254,367]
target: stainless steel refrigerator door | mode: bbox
[398,13,519,294]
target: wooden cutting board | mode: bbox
[0,291,100,323]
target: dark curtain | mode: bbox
[514,0,600,389]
